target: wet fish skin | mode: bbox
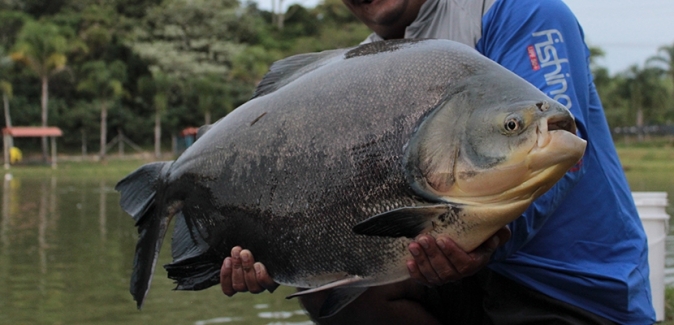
[116,39,586,315]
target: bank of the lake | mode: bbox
[4,156,152,180]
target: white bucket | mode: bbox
[633,191,670,322]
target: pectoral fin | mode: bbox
[353,204,461,238]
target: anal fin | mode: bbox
[286,276,364,299]
[285,276,368,319]
[319,287,368,318]
[352,204,461,238]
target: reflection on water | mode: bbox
[0,169,672,325]
[0,175,310,325]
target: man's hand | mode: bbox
[406,227,511,286]
[220,246,279,296]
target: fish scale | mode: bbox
[116,39,586,317]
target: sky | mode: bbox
[253,0,674,75]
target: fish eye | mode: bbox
[504,117,522,133]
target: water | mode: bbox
[0,176,311,325]
[0,169,672,325]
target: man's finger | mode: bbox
[230,246,248,292]
[220,257,236,296]
[253,262,280,293]
[241,250,264,293]
[406,260,431,287]
[416,235,460,285]
[408,238,442,285]
[437,235,492,277]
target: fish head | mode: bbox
[451,99,586,203]
[405,67,587,250]
[409,90,586,205]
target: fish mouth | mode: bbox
[536,111,578,149]
[531,111,586,172]
[548,115,576,134]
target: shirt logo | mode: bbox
[530,29,572,109]
[527,46,540,71]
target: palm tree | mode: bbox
[138,71,172,159]
[77,60,127,160]
[647,43,674,97]
[11,21,69,161]
[0,47,13,130]
[189,74,229,125]
[619,65,669,141]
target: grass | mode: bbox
[658,284,674,324]
[2,154,155,180]
[616,143,674,173]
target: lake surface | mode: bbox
[0,176,311,325]
[0,169,672,325]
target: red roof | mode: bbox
[180,127,199,137]
[3,127,63,137]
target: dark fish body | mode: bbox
[117,39,586,315]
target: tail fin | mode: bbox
[115,161,173,309]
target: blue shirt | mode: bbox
[476,0,655,323]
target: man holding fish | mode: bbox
[220,0,655,324]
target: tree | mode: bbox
[11,20,69,160]
[128,0,248,79]
[187,74,227,125]
[0,10,31,49]
[618,65,669,140]
[647,43,674,97]
[0,46,13,130]
[138,71,172,158]
[76,60,127,160]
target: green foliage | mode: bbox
[0,10,31,48]
[128,0,247,78]
[77,60,127,101]
[618,65,669,125]
[282,4,321,38]
[595,51,674,130]
[185,74,229,124]
[649,44,674,78]
[666,286,674,324]
[146,70,171,113]
[0,80,11,99]
[113,0,163,18]
[0,45,13,78]
[11,19,78,79]
[12,0,68,18]
[317,0,363,25]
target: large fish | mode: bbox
[116,39,586,317]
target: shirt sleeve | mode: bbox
[476,0,592,258]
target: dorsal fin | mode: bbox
[251,48,346,99]
[251,39,426,99]
[196,124,211,140]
